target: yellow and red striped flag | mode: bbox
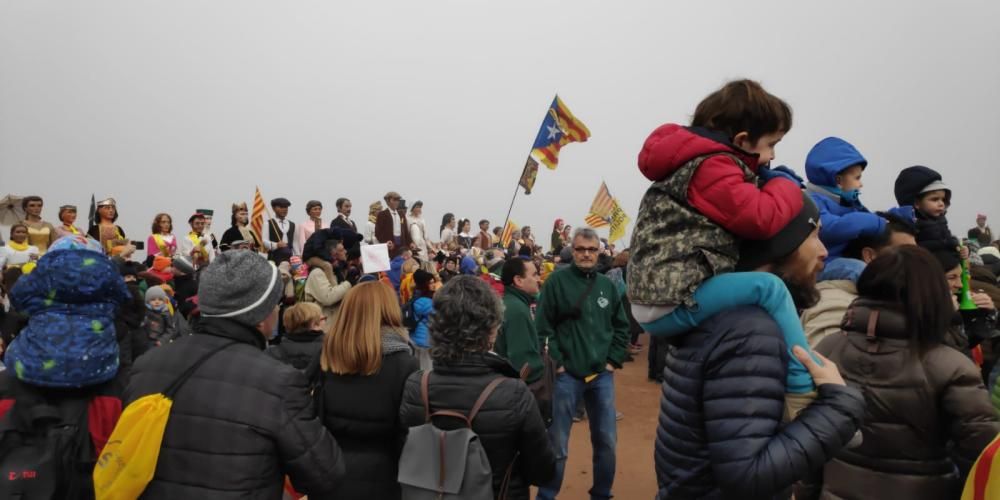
[500,220,519,248]
[962,433,1000,500]
[251,186,266,247]
[590,182,615,218]
[585,182,614,228]
[584,213,610,228]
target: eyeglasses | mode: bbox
[573,247,600,254]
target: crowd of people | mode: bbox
[0,78,998,500]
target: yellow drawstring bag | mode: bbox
[93,342,235,499]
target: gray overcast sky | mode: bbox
[2,1,998,250]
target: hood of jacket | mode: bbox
[459,255,479,275]
[840,298,908,340]
[818,257,867,284]
[198,316,268,350]
[432,351,519,378]
[637,124,760,181]
[805,136,867,187]
[7,248,131,388]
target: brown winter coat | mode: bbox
[796,299,1000,500]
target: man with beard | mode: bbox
[801,212,917,346]
[653,195,865,500]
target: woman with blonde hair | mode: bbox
[316,281,419,500]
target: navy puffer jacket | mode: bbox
[654,307,864,500]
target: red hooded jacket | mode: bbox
[638,124,802,240]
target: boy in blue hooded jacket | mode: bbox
[804,137,886,261]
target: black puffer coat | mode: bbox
[399,352,556,500]
[266,330,324,372]
[124,317,344,499]
[315,331,419,500]
[655,307,865,500]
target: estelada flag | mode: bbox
[251,186,266,246]
[530,95,591,170]
[962,433,1000,500]
[500,220,519,248]
[519,156,540,195]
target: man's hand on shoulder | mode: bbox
[793,346,845,386]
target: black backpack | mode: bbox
[0,383,94,500]
[402,298,419,332]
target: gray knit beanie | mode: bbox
[198,250,283,327]
[145,285,169,303]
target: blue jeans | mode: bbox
[537,371,617,500]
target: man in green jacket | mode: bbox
[496,257,544,384]
[535,228,630,500]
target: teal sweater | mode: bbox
[535,264,630,378]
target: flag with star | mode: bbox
[530,95,591,170]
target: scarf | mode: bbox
[153,233,171,255]
[7,240,29,252]
[381,327,414,356]
[818,184,862,208]
[188,232,209,260]
[62,224,80,235]
[146,302,168,313]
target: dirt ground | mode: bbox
[553,333,661,499]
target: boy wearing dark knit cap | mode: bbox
[124,250,344,497]
[891,165,958,252]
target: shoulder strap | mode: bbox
[164,341,237,398]
[422,372,506,426]
[555,274,598,326]
[468,377,506,424]
[421,370,431,423]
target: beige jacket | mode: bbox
[801,280,857,348]
[304,267,351,325]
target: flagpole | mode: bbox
[501,177,520,239]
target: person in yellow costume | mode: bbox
[53,205,83,239]
[21,195,57,255]
[87,198,128,255]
